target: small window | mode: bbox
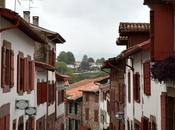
[134,72,140,103]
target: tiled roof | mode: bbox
[0,8,47,44]
[66,77,106,100]
[119,22,150,34]
[116,36,128,45]
[56,72,70,81]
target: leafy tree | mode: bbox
[96,57,105,64]
[88,57,94,63]
[57,51,75,65]
[80,61,90,71]
[67,51,75,64]
[56,61,68,74]
[82,55,88,62]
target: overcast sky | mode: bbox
[7,0,150,61]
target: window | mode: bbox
[37,81,47,105]
[85,108,89,120]
[48,48,56,66]
[17,52,35,94]
[128,72,131,103]
[94,110,98,122]
[48,81,55,104]
[1,41,14,92]
[143,62,151,96]
[133,72,140,102]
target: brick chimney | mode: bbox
[33,16,39,26]
[23,11,30,23]
[0,0,5,8]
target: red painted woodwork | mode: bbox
[10,50,14,88]
[1,46,6,88]
[144,62,151,96]
[141,116,149,130]
[17,54,21,93]
[151,4,174,61]
[42,82,47,103]
[30,60,35,90]
[23,58,28,92]
[37,82,41,105]
[128,34,150,48]
[161,92,167,130]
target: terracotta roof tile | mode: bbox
[116,36,128,45]
[119,22,150,34]
[66,77,106,100]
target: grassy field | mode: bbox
[68,71,109,84]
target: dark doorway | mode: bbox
[18,116,24,130]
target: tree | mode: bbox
[67,51,75,65]
[88,57,94,63]
[96,57,105,64]
[80,55,90,71]
[57,51,75,65]
[80,61,90,71]
[82,55,88,62]
[56,61,68,74]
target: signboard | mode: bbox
[25,107,37,116]
[116,112,124,120]
[16,100,29,110]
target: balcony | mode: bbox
[34,43,55,67]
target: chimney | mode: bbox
[33,16,39,26]
[0,0,5,8]
[23,11,30,23]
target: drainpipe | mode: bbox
[46,70,49,130]
[0,17,20,32]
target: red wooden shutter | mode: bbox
[6,115,10,130]
[0,117,2,130]
[17,54,21,93]
[10,50,14,88]
[43,82,47,102]
[161,92,167,130]
[150,10,154,61]
[37,82,41,105]
[31,117,35,130]
[24,58,28,92]
[144,62,151,96]
[30,61,35,90]
[153,5,174,61]
[49,50,52,65]
[128,72,131,103]
[1,46,6,88]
